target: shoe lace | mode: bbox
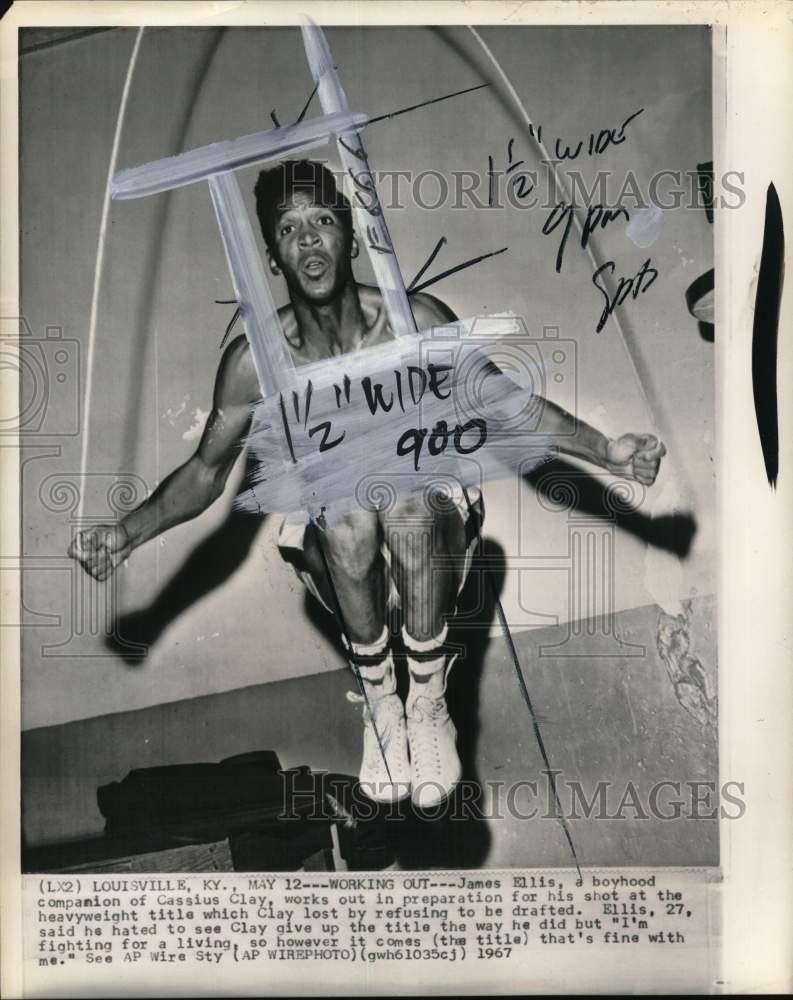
[408,693,447,722]
[408,694,450,779]
[406,651,458,721]
[347,689,403,764]
[346,688,399,718]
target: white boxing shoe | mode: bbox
[406,656,461,809]
[347,685,411,803]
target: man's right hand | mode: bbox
[68,523,132,581]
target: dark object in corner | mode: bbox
[25,754,398,873]
[97,750,298,831]
[752,182,784,488]
[685,267,714,342]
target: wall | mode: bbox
[20,25,714,728]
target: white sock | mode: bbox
[349,625,394,696]
[403,624,453,700]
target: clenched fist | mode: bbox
[68,523,132,581]
[605,433,666,486]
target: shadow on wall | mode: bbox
[525,457,697,558]
[110,457,697,667]
[109,458,266,662]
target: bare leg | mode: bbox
[382,493,468,640]
[301,509,386,644]
[382,492,468,807]
[302,507,411,802]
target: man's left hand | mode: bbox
[605,433,666,485]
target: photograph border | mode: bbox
[2,1,791,995]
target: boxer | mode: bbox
[70,160,665,807]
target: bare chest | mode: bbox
[281,303,395,367]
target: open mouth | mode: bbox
[301,255,329,278]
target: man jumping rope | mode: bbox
[70,160,666,809]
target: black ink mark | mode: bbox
[489,139,535,205]
[303,380,313,429]
[510,173,534,201]
[396,427,429,471]
[555,136,583,161]
[502,138,534,199]
[366,221,394,253]
[407,236,447,292]
[308,420,346,452]
[581,204,630,249]
[553,108,644,162]
[348,167,382,216]
[614,107,644,141]
[216,299,241,349]
[395,416,488,472]
[338,135,368,161]
[278,394,297,464]
[752,182,785,488]
[542,203,629,274]
[542,203,574,273]
[366,224,380,244]
[454,418,488,454]
[696,161,714,225]
[365,82,490,127]
[592,258,658,334]
[504,135,528,183]
[294,82,319,125]
[525,122,543,145]
[361,377,394,415]
[410,246,508,295]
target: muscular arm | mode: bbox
[70,337,260,580]
[409,290,665,485]
[123,336,258,550]
[533,399,609,466]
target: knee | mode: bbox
[390,494,433,521]
[322,515,381,582]
[386,498,466,558]
[385,496,435,559]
